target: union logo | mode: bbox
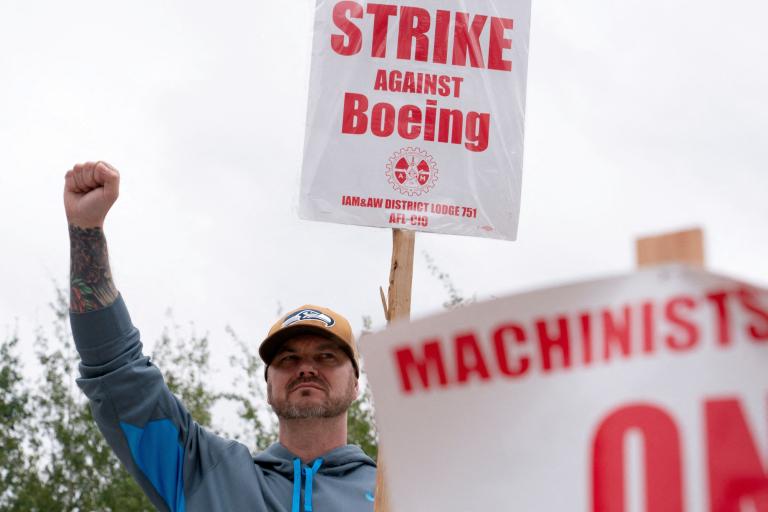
[385,147,439,197]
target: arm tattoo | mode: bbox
[69,225,119,313]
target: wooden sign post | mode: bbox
[375,228,416,512]
[636,227,704,268]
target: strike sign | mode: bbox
[360,265,768,511]
[300,0,532,240]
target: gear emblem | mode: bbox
[385,147,439,197]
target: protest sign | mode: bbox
[361,265,768,511]
[300,0,532,240]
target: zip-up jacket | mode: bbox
[71,293,377,511]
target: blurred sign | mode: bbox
[300,0,532,240]
[361,265,768,511]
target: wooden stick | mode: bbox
[387,229,416,320]
[374,228,416,512]
[636,227,705,268]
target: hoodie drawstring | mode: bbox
[291,457,324,512]
[292,459,301,512]
[304,458,323,511]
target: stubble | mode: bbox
[268,375,358,420]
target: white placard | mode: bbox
[300,0,532,240]
[361,265,768,511]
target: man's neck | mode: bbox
[278,414,348,463]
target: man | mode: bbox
[65,161,377,511]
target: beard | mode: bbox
[268,374,358,420]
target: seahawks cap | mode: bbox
[259,304,360,378]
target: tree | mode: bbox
[220,325,278,452]
[347,382,378,461]
[151,318,218,431]
[347,315,379,461]
[0,333,31,509]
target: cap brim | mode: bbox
[259,324,358,375]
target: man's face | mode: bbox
[266,335,358,420]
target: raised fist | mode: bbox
[64,161,120,228]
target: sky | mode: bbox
[1,0,767,385]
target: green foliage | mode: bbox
[152,318,216,429]
[222,325,278,452]
[350,315,379,461]
[347,382,378,461]
[0,333,31,509]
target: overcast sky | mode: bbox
[1,0,766,382]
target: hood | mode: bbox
[254,442,376,512]
[253,442,376,476]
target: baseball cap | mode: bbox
[259,305,360,378]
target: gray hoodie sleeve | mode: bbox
[71,294,234,512]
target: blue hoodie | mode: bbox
[70,294,377,512]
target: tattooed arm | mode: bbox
[64,161,121,313]
[69,225,118,312]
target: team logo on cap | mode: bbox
[283,309,335,328]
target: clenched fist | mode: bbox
[64,161,120,228]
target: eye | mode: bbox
[277,354,299,365]
[318,352,338,361]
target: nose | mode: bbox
[297,358,318,377]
